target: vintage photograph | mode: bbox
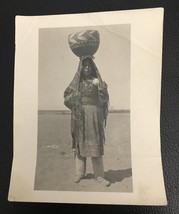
[9,8,167,205]
[34,25,132,192]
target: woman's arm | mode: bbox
[98,81,109,104]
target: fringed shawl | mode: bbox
[64,56,109,149]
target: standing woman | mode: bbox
[64,56,110,187]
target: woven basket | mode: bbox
[68,30,100,57]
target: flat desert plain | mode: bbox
[34,112,133,192]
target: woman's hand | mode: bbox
[92,78,99,86]
[73,91,81,103]
[74,91,81,97]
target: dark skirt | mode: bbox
[78,104,105,157]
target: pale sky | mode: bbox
[38,24,130,110]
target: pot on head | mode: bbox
[68,30,100,57]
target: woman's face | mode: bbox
[82,60,92,78]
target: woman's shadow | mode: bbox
[105,168,132,183]
[85,168,132,184]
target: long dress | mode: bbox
[63,59,109,159]
[78,79,105,157]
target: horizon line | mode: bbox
[38,109,130,114]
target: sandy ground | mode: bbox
[34,112,133,192]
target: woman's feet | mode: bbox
[74,174,85,183]
[74,175,110,187]
[96,177,111,187]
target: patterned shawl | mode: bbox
[64,56,109,149]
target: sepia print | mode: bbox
[34,25,132,192]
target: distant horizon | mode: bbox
[38,109,130,113]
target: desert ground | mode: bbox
[34,112,133,192]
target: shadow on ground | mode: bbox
[105,168,132,183]
[84,173,94,179]
[83,168,132,184]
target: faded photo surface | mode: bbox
[34,25,132,192]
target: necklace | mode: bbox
[83,79,93,92]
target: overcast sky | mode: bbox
[38,24,130,110]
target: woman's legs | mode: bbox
[75,153,86,183]
[91,156,104,178]
[75,154,110,186]
[91,156,110,187]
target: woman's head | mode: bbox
[81,58,97,80]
